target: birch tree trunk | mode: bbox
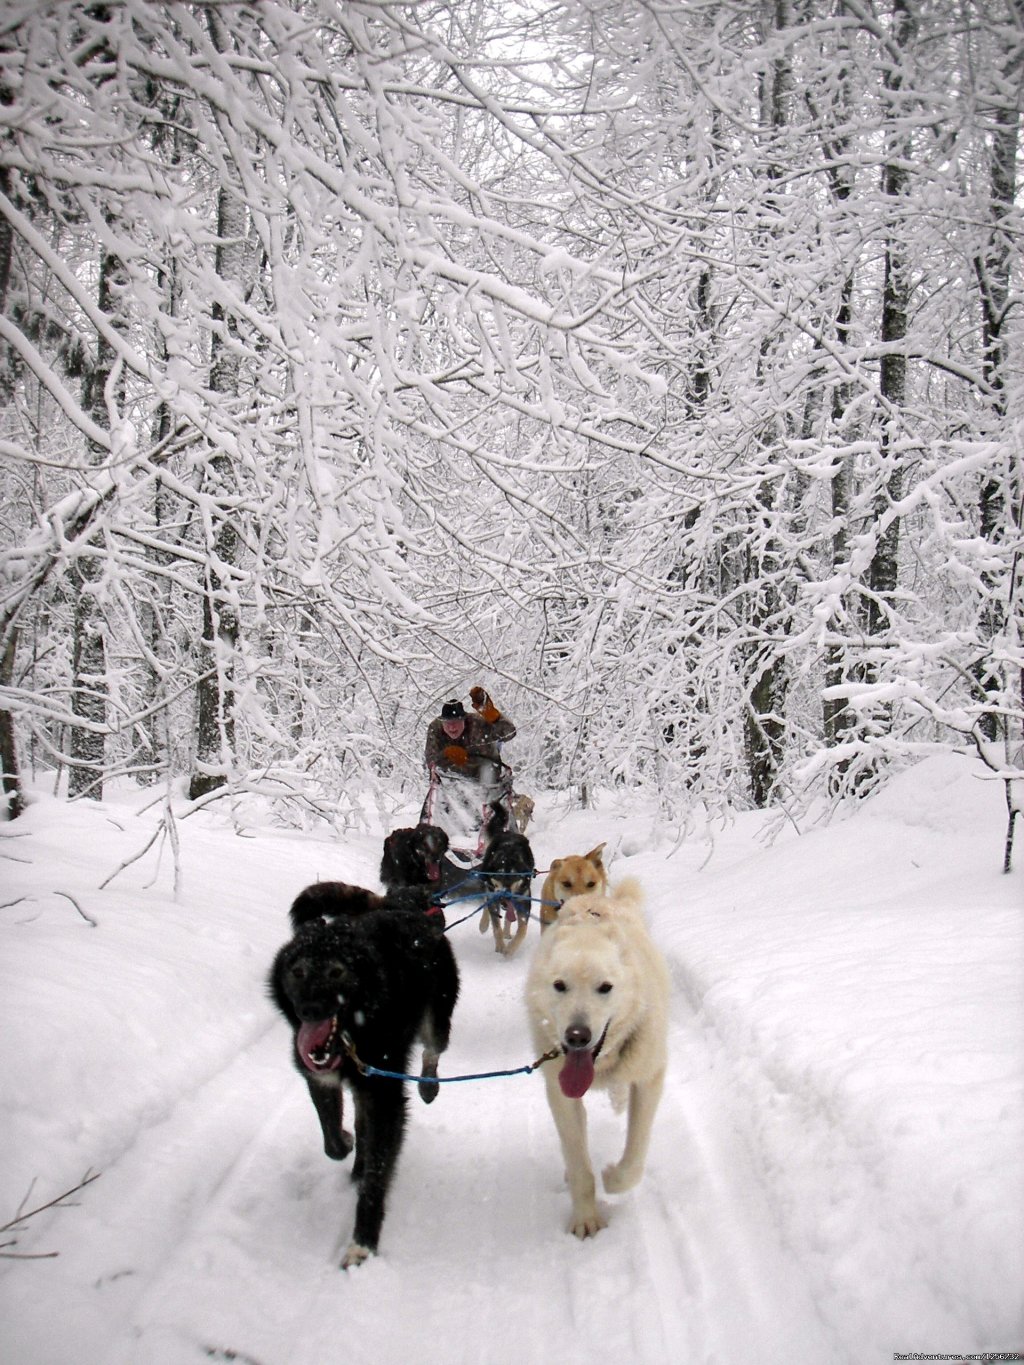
[188,182,247,801]
[819,25,860,766]
[973,28,1022,741]
[0,71,23,816]
[857,0,917,750]
[188,9,251,801]
[68,232,127,799]
[744,0,793,807]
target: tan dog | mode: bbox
[525,878,669,1238]
[539,843,607,931]
[511,793,535,834]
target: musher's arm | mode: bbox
[469,687,516,746]
[424,719,446,769]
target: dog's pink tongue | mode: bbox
[559,1049,595,1099]
[298,1019,335,1069]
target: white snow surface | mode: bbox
[1,754,1021,1365]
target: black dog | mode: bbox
[290,879,440,930]
[269,882,459,1267]
[477,830,535,957]
[380,823,451,895]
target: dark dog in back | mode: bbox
[477,830,535,957]
[290,879,440,929]
[269,881,459,1267]
[380,824,451,895]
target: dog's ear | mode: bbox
[585,843,606,867]
[549,858,562,873]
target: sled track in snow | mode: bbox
[23,924,839,1365]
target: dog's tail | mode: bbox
[610,876,644,910]
[288,880,384,931]
[554,877,647,931]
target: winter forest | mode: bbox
[1,0,1021,832]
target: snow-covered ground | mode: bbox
[1,753,1021,1365]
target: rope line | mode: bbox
[440,904,488,932]
[340,1032,559,1085]
[430,873,554,932]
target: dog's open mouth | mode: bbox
[297,1017,342,1073]
[558,1023,609,1099]
[426,860,441,883]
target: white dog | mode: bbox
[524,877,670,1237]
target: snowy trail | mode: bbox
[3,1020,297,1365]
[20,902,831,1365]
[3,764,1020,1364]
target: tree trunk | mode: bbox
[744,0,792,807]
[68,237,126,798]
[0,629,23,819]
[856,0,917,753]
[188,7,253,802]
[188,173,248,799]
[973,38,1022,740]
[188,193,245,799]
[824,274,857,759]
[0,91,24,817]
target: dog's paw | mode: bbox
[602,1161,641,1195]
[324,1128,354,1161]
[419,1050,440,1103]
[340,1242,373,1270]
[568,1206,607,1239]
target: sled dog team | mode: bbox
[269,837,671,1269]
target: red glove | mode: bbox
[470,687,500,724]
[443,744,468,766]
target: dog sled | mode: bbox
[420,756,514,872]
[420,761,537,955]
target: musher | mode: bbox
[424,687,516,779]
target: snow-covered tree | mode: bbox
[0,0,1020,829]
